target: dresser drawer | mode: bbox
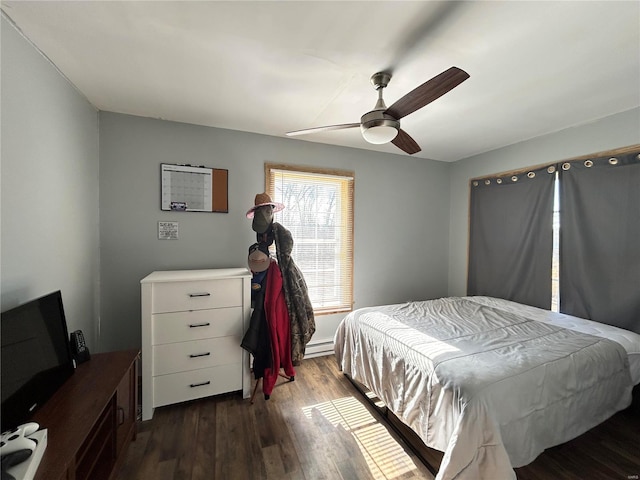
[153,364,242,407]
[153,336,241,376]
[152,307,242,345]
[151,278,242,313]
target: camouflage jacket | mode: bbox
[272,222,315,364]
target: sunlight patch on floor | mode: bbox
[302,396,419,479]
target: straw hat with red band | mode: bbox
[246,193,285,219]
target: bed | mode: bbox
[334,296,640,480]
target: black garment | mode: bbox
[240,274,272,379]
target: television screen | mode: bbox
[1,290,75,431]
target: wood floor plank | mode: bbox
[278,404,346,480]
[213,396,231,480]
[191,400,218,480]
[133,406,171,477]
[114,429,151,480]
[115,355,640,480]
[262,443,287,478]
[172,402,199,480]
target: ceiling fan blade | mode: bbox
[385,66,469,120]
[286,123,360,137]
[391,129,421,155]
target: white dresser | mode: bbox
[140,268,252,421]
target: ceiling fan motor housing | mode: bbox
[360,110,400,144]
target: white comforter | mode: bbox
[334,296,635,480]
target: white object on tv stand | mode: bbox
[6,429,47,480]
[140,268,252,421]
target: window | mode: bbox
[551,173,560,312]
[266,163,354,315]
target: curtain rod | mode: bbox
[470,143,640,183]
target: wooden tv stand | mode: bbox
[30,350,139,480]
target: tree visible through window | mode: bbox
[266,164,354,314]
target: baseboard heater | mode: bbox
[303,339,334,358]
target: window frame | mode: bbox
[265,163,355,316]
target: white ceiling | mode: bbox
[2,1,639,162]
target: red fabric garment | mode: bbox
[262,260,295,395]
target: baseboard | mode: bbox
[304,338,334,358]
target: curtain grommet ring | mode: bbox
[496,178,503,184]
[484,179,491,185]
[547,166,556,174]
[511,176,518,182]
[609,157,619,165]
[472,181,479,187]
[562,163,571,170]
[527,172,535,178]
[584,160,593,167]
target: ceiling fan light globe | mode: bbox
[362,125,399,144]
[360,112,400,145]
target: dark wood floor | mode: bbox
[116,355,640,480]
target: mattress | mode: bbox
[334,296,636,480]
[468,296,640,384]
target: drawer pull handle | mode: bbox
[189,292,211,297]
[190,381,211,388]
[189,352,211,358]
[189,322,211,328]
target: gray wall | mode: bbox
[447,107,640,296]
[98,112,451,352]
[1,17,100,344]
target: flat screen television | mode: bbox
[1,290,76,431]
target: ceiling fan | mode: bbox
[286,66,469,155]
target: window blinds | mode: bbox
[266,164,354,314]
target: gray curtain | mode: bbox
[468,165,555,309]
[559,152,640,333]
